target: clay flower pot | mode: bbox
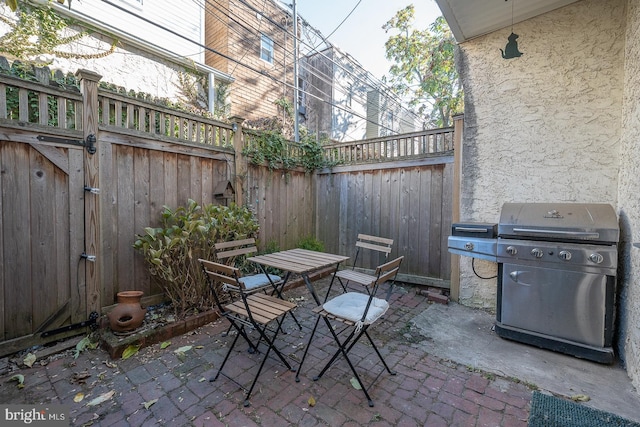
[108,291,147,332]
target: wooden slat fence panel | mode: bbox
[97,90,233,148]
[0,69,456,355]
[316,158,453,286]
[324,128,454,164]
[98,130,232,304]
[0,139,82,350]
[245,165,315,251]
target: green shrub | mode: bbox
[133,199,260,317]
[296,235,324,252]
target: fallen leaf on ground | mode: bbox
[9,374,25,389]
[23,353,36,368]
[70,371,91,384]
[571,394,590,402]
[350,377,362,390]
[143,399,158,409]
[122,344,141,360]
[160,341,171,349]
[86,390,115,407]
[174,345,193,354]
[73,392,85,403]
[307,396,316,407]
[74,336,98,359]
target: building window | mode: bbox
[260,34,274,64]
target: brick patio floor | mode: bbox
[0,279,534,426]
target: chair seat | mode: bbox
[238,273,281,290]
[322,292,388,325]
[225,293,296,325]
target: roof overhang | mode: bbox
[433,0,580,42]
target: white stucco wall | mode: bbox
[619,0,640,393]
[455,0,625,309]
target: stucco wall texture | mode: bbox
[620,0,640,394]
[456,0,625,306]
[456,0,640,390]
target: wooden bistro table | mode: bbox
[248,249,349,305]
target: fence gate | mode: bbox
[0,135,87,357]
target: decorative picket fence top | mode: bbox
[0,70,453,164]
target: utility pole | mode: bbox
[293,0,299,142]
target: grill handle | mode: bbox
[454,226,492,233]
[512,228,600,239]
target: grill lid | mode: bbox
[498,203,619,244]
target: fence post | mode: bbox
[450,114,464,302]
[231,116,246,207]
[76,69,102,315]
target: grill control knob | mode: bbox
[506,246,518,255]
[558,250,572,261]
[464,242,474,251]
[531,248,544,258]
[589,253,604,264]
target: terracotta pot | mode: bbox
[108,291,146,332]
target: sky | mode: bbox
[295,0,442,80]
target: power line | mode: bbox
[194,0,413,121]
[191,0,413,131]
[96,0,414,135]
[321,0,362,41]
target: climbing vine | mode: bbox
[243,128,337,173]
[0,3,117,63]
[242,97,339,173]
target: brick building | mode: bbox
[205,0,295,123]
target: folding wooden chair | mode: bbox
[296,256,404,407]
[215,238,282,292]
[215,238,301,330]
[333,234,394,296]
[199,258,297,407]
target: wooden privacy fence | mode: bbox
[0,67,455,356]
[316,156,453,287]
[324,129,454,164]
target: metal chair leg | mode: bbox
[295,315,323,382]
[314,318,376,407]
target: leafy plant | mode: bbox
[296,235,324,252]
[243,129,337,173]
[133,200,260,317]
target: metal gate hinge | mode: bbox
[40,311,99,338]
[37,134,97,155]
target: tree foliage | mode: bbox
[383,6,463,128]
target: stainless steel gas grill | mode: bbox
[449,203,619,364]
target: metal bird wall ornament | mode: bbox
[500,32,523,59]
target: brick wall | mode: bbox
[205,0,294,121]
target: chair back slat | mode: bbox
[214,238,256,250]
[351,234,394,272]
[206,270,240,288]
[357,233,394,248]
[372,256,404,299]
[374,256,404,277]
[355,241,393,254]
[215,238,258,261]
